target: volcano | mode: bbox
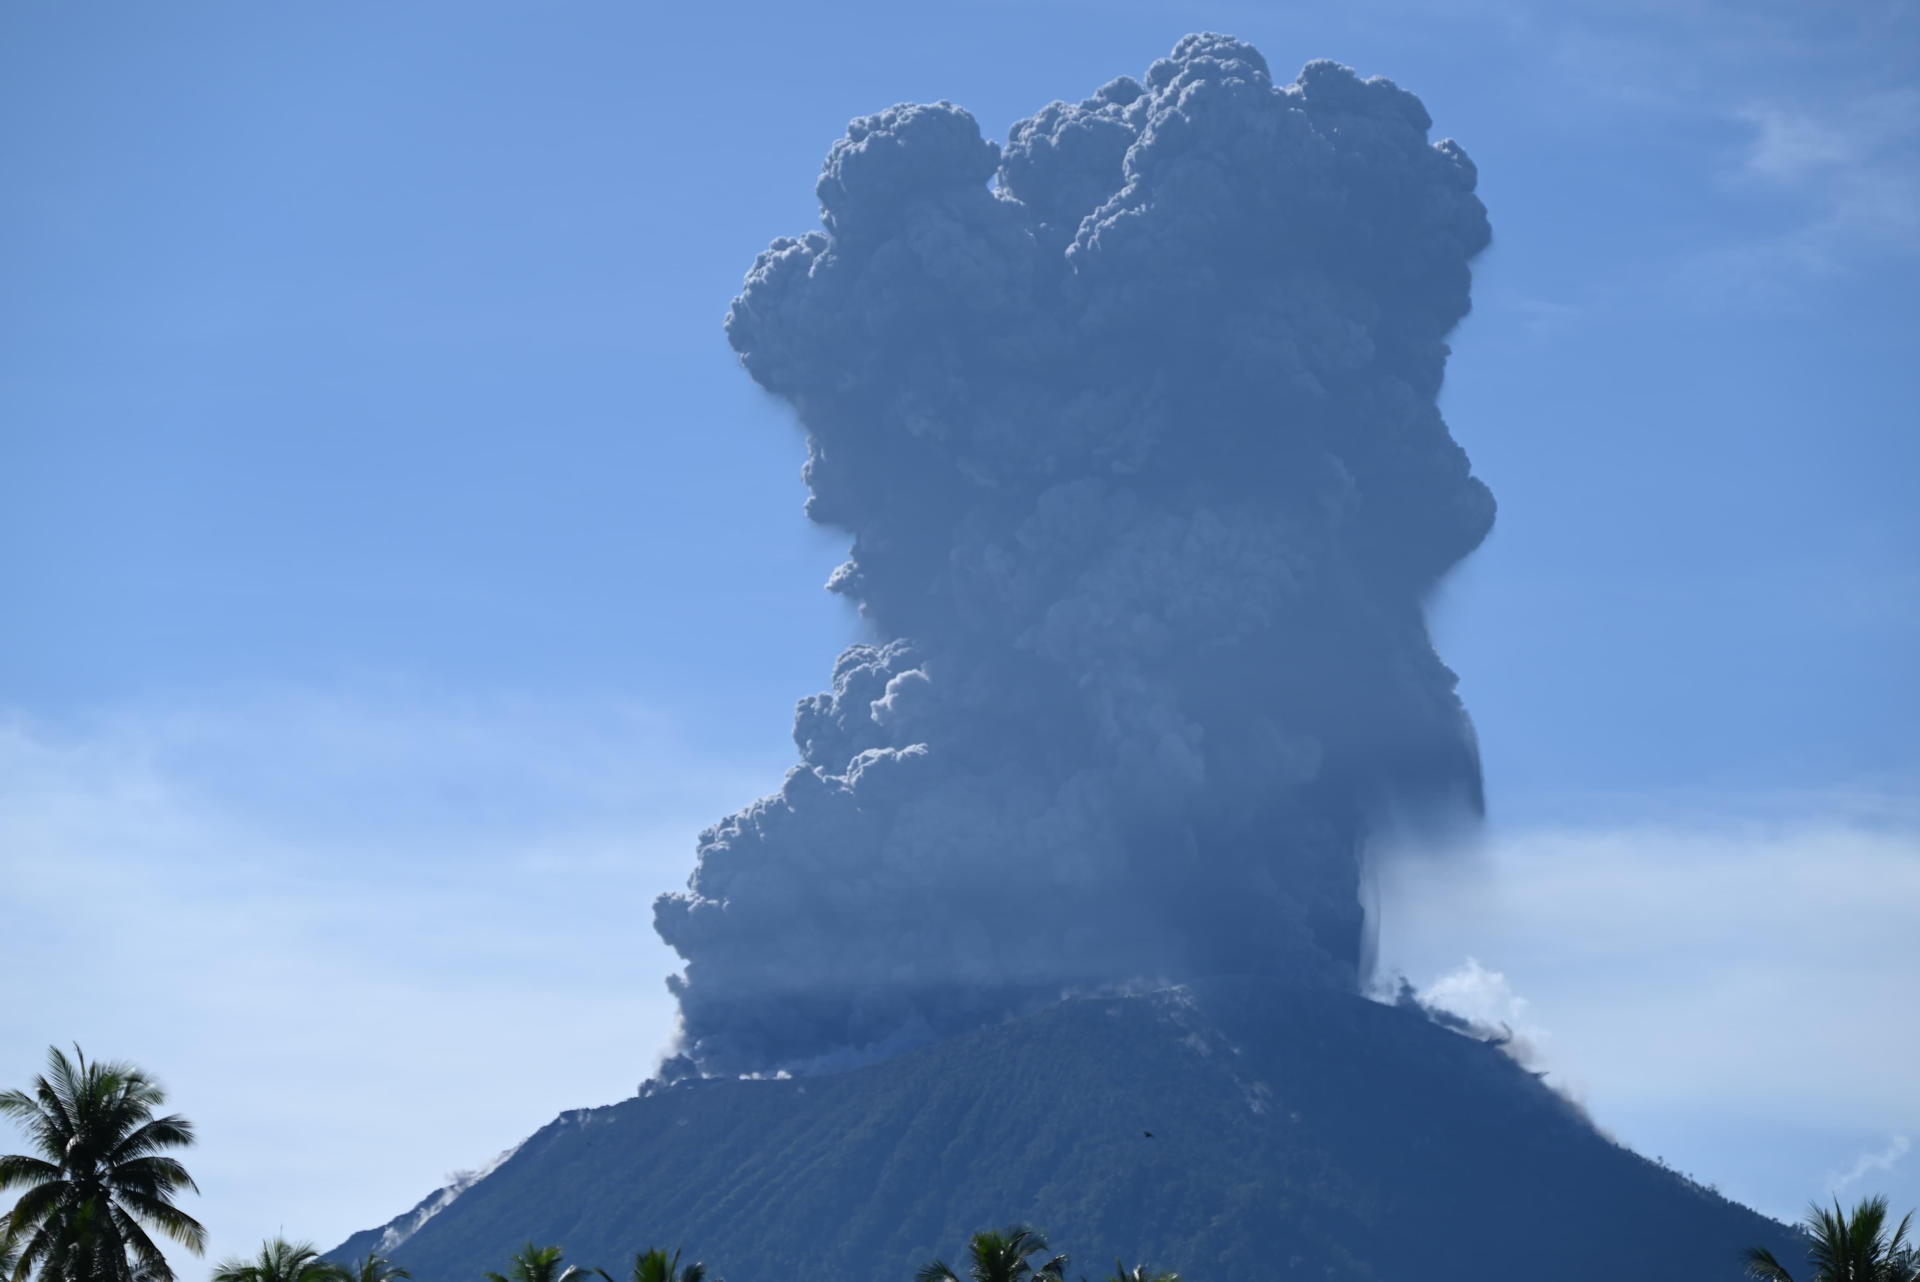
[335,34,1805,1282]
[333,981,1802,1282]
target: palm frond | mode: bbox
[1004,1227,1048,1257]
[41,1047,86,1140]
[1806,1198,1850,1276]
[915,1259,960,1282]
[352,1252,411,1282]
[109,1204,176,1282]
[107,1115,197,1168]
[0,1089,66,1166]
[12,1214,61,1282]
[633,1248,668,1282]
[114,1188,207,1254]
[211,1255,263,1282]
[109,1155,200,1202]
[0,1156,59,1194]
[4,1181,67,1233]
[1847,1194,1890,1268]
[1888,1209,1916,1257]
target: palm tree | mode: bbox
[338,1253,410,1282]
[0,1045,206,1282]
[1107,1263,1178,1282]
[600,1248,705,1282]
[1745,1194,1918,1282]
[211,1240,348,1282]
[916,1227,1067,1282]
[485,1244,597,1282]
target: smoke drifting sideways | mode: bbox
[654,33,1496,1079]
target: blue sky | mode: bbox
[3,0,1916,1266]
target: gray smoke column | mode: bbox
[654,33,1495,1077]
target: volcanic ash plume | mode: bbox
[654,33,1495,1077]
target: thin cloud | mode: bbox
[1731,89,1920,262]
[1831,1135,1912,1194]
[1374,792,1920,1217]
[0,689,761,1277]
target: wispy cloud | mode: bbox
[1363,0,1920,301]
[1375,791,1920,1218]
[1831,1135,1913,1194]
[1725,88,1920,270]
[0,688,767,1274]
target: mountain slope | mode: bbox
[336,980,1802,1282]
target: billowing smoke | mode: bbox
[654,33,1495,1077]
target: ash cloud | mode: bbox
[654,33,1495,1077]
